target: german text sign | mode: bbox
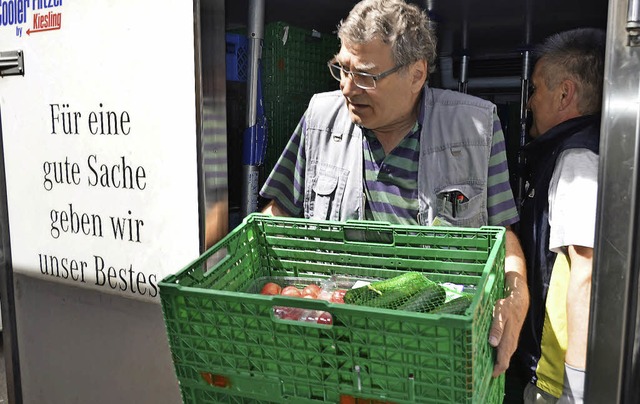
[0,0,200,301]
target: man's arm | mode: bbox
[557,244,593,403]
[565,244,592,368]
[489,225,530,377]
[204,198,229,249]
[261,200,291,217]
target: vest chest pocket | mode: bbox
[434,184,486,228]
[306,165,348,221]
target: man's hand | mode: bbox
[489,226,529,377]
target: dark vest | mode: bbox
[513,114,601,382]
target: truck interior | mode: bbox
[220,0,608,216]
[208,0,637,402]
[0,0,636,402]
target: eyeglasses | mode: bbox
[327,61,404,90]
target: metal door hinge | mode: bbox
[628,0,640,46]
[0,50,24,77]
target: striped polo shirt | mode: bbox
[260,100,518,228]
[362,122,421,224]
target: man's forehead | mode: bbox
[531,62,545,81]
[534,58,551,74]
[335,52,376,70]
[335,41,391,68]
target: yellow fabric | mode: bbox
[535,252,571,398]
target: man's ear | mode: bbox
[559,79,577,110]
[411,60,428,92]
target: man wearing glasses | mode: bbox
[259,0,529,379]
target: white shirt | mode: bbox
[548,149,599,253]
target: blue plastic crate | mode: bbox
[226,33,248,82]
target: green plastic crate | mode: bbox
[262,21,339,98]
[226,22,340,181]
[262,21,340,178]
[159,214,506,404]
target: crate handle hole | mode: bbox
[344,227,394,245]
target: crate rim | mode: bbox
[159,213,506,327]
[160,213,506,284]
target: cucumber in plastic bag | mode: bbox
[344,272,442,310]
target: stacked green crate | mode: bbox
[262,22,340,177]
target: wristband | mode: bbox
[558,363,585,404]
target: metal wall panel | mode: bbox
[201,0,230,250]
[587,0,640,401]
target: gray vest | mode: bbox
[303,87,495,227]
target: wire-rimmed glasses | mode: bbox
[327,61,404,90]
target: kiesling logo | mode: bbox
[0,0,63,37]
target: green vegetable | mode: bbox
[344,272,436,309]
[343,284,379,304]
[428,293,474,315]
[399,282,446,312]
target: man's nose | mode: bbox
[341,74,363,97]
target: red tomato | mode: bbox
[302,284,321,298]
[260,282,282,295]
[274,306,303,320]
[298,310,319,322]
[280,285,302,297]
[200,371,214,385]
[330,289,347,303]
[273,306,287,318]
[316,311,333,325]
[317,290,333,302]
[339,396,356,404]
[286,308,305,320]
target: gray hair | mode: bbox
[337,0,437,74]
[535,28,606,115]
